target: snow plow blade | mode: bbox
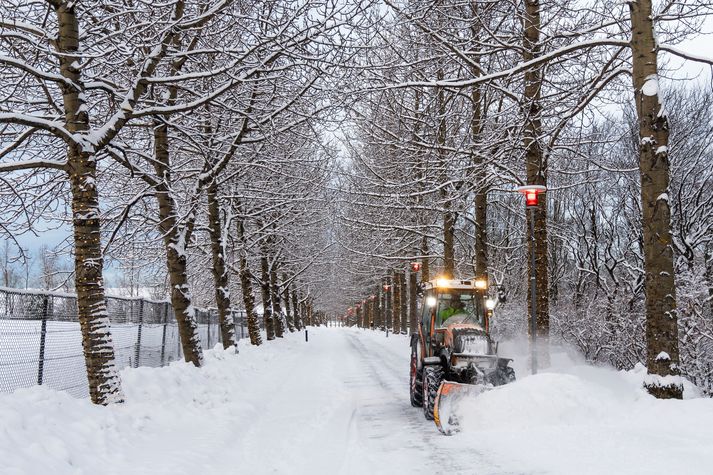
[433,381,488,435]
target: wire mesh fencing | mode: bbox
[0,287,247,398]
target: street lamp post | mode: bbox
[516,185,546,375]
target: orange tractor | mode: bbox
[409,277,515,434]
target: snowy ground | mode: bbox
[1,327,712,475]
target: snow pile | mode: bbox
[0,345,252,475]
[457,345,713,475]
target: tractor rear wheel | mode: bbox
[410,346,423,407]
[422,365,444,420]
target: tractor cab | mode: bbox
[419,278,491,358]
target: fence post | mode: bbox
[160,301,169,366]
[134,299,144,368]
[37,295,49,385]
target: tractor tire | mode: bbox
[410,347,423,407]
[422,365,444,420]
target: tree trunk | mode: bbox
[399,271,408,334]
[421,236,430,282]
[374,285,382,329]
[207,183,236,350]
[57,2,123,404]
[437,69,455,278]
[153,122,203,366]
[705,245,713,317]
[283,274,295,332]
[306,297,313,326]
[392,270,401,332]
[292,289,302,331]
[270,263,285,338]
[523,0,549,368]
[259,248,275,340]
[299,296,307,328]
[470,2,488,283]
[629,0,682,399]
[409,271,418,334]
[235,202,261,346]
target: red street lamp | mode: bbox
[515,184,547,375]
[410,262,422,272]
[516,185,546,208]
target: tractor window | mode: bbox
[435,291,484,328]
[421,291,434,333]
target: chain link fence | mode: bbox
[0,287,248,398]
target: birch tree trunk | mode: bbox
[629,0,682,399]
[523,0,550,367]
[57,2,123,404]
[207,182,236,349]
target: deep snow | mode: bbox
[0,327,711,475]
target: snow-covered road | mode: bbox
[1,327,712,475]
[224,328,502,474]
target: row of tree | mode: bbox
[333,0,713,397]
[0,0,371,404]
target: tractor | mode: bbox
[409,277,515,434]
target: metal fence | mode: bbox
[0,287,248,398]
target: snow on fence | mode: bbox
[0,287,248,398]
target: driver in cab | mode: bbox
[438,296,465,325]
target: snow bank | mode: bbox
[1,328,711,475]
[0,345,249,475]
[456,343,713,475]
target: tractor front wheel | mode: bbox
[422,365,444,420]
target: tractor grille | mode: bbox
[454,332,490,355]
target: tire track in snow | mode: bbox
[343,331,522,475]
